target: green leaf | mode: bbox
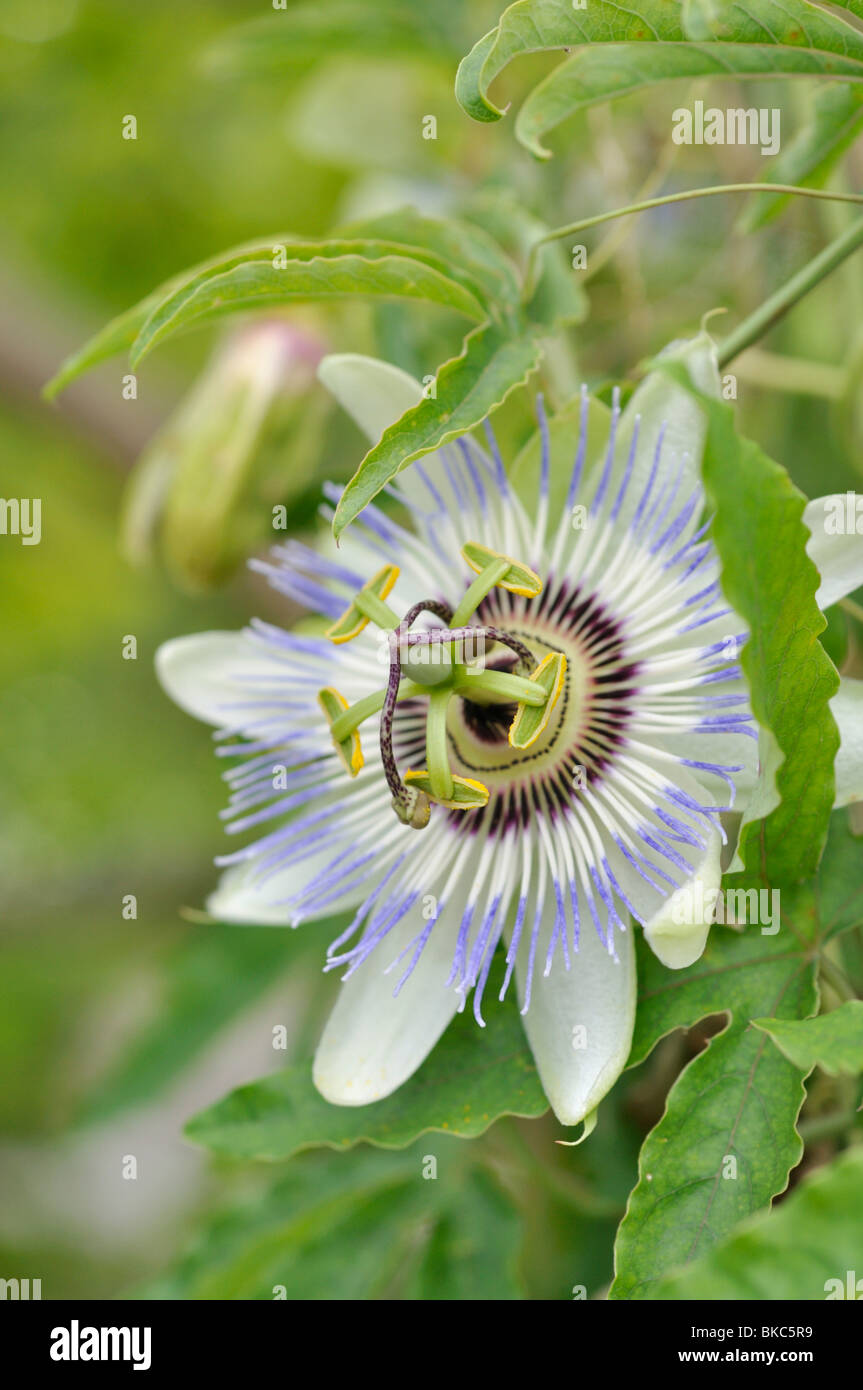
[615,809,859,1299]
[131,241,488,366]
[341,206,523,312]
[463,190,587,329]
[402,1169,523,1300]
[630,808,859,1077]
[457,0,683,125]
[739,85,863,233]
[629,912,808,1074]
[49,232,494,392]
[332,320,542,538]
[681,0,725,41]
[142,1150,421,1300]
[664,364,840,886]
[44,234,290,398]
[144,1143,524,1300]
[185,982,546,1160]
[651,1146,863,1299]
[454,27,500,123]
[517,43,863,160]
[612,898,818,1300]
[753,1001,863,1076]
[456,0,863,157]
[818,810,863,943]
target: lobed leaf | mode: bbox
[753,1000,863,1076]
[131,242,488,366]
[456,0,863,156]
[612,902,818,1300]
[615,809,859,1298]
[144,1145,523,1300]
[664,364,840,887]
[651,1146,863,1299]
[332,320,542,538]
[341,206,523,313]
[185,983,546,1160]
[44,234,290,398]
[456,0,686,125]
[517,43,863,159]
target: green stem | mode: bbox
[454,669,546,706]
[840,596,863,626]
[732,348,847,401]
[451,559,509,627]
[718,214,863,368]
[819,954,859,1004]
[330,679,423,743]
[354,591,400,629]
[426,689,453,801]
[798,1109,860,1146]
[524,184,863,301]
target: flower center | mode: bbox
[448,634,575,780]
[317,544,569,829]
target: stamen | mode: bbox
[404,769,489,809]
[420,686,451,800]
[329,681,423,743]
[324,563,400,643]
[509,652,567,749]
[452,542,543,625]
[453,669,547,706]
[317,687,364,776]
[318,541,570,834]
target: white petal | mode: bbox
[724,674,863,865]
[313,896,464,1105]
[156,631,284,729]
[207,836,371,926]
[726,726,783,874]
[207,862,305,925]
[157,627,342,744]
[649,723,760,802]
[513,914,636,1128]
[832,677,863,807]
[643,824,723,969]
[610,331,720,528]
[804,495,863,610]
[317,353,422,443]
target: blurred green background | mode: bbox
[1,0,861,1299]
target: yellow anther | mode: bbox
[508,652,567,750]
[404,769,489,810]
[318,686,364,776]
[461,542,543,598]
[324,564,400,644]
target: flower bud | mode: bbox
[122,317,327,589]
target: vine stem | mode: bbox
[840,596,863,626]
[524,183,863,301]
[798,1109,860,1145]
[717,214,863,366]
[819,953,859,1004]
